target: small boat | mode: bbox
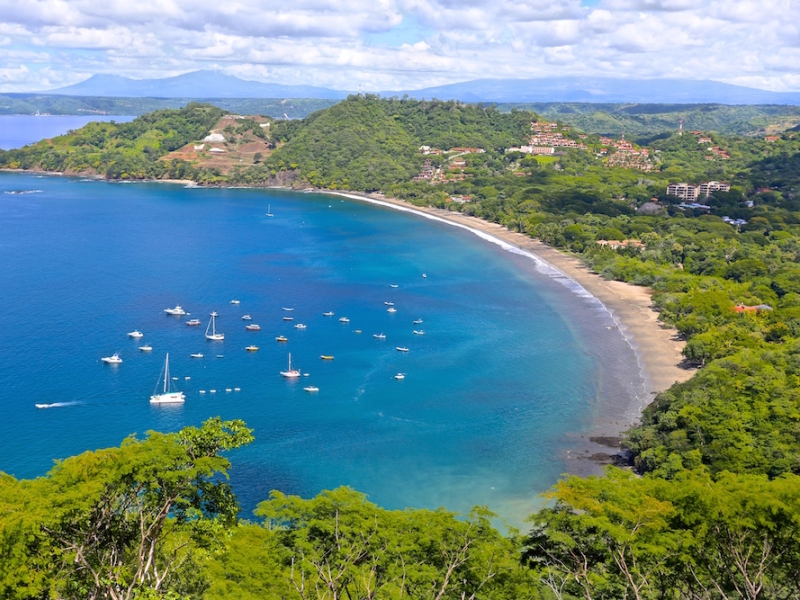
[320,355,334,360]
[373,333,386,339]
[185,376,191,380]
[354,329,362,334]
[246,324,261,331]
[266,204,273,217]
[164,305,186,316]
[205,312,224,341]
[210,389,217,393]
[422,273,427,278]
[394,373,405,380]
[186,319,202,326]
[384,301,394,306]
[276,335,288,342]
[216,354,224,358]
[149,353,185,404]
[230,300,240,305]
[242,314,252,320]
[139,345,153,351]
[101,353,122,364]
[413,319,423,324]
[396,346,409,352]
[323,311,334,317]
[225,388,232,393]
[339,317,350,323]
[283,316,294,321]
[245,345,259,352]
[413,330,425,335]
[199,390,206,394]
[389,284,399,288]
[387,307,397,313]
[172,377,179,381]
[295,323,307,329]
[282,307,294,312]
[281,353,301,378]
[128,330,144,338]
[303,386,319,393]
[190,353,204,358]
[234,387,241,391]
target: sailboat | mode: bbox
[280,353,301,378]
[205,311,224,341]
[266,204,274,217]
[149,353,186,404]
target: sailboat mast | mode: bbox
[164,353,169,393]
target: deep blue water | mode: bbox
[0,115,135,150]
[0,172,645,526]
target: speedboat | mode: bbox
[101,352,122,364]
[323,311,334,317]
[387,307,397,313]
[282,307,294,311]
[413,330,425,335]
[230,299,240,304]
[413,319,423,324]
[295,323,307,329]
[128,330,144,338]
[276,335,288,342]
[242,314,252,320]
[245,345,259,352]
[373,333,386,339]
[139,345,153,351]
[303,385,319,393]
[339,317,350,323]
[245,324,261,331]
[190,353,204,358]
[320,355,334,360]
[186,319,202,326]
[150,353,185,404]
[389,284,399,288]
[396,346,409,352]
[384,301,394,306]
[394,373,405,380]
[283,316,294,321]
[164,305,186,316]
[280,353,301,378]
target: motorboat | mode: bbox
[280,353,301,378]
[282,307,294,311]
[164,305,186,316]
[205,312,224,341]
[323,311,334,316]
[373,333,386,339]
[387,307,397,313]
[276,335,288,342]
[128,330,144,338]
[101,352,122,364]
[190,353,204,358]
[139,345,153,351]
[413,330,425,335]
[186,319,202,326]
[413,319,423,325]
[422,273,427,278]
[396,346,409,352]
[354,329,362,334]
[394,373,405,380]
[245,324,261,331]
[242,314,252,320]
[149,353,185,404]
[389,284,399,288]
[283,316,294,321]
[320,355,334,360]
[384,301,394,306]
[295,323,307,329]
[339,317,350,323]
[303,386,319,393]
[230,299,240,304]
[245,345,259,352]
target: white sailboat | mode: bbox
[205,311,224,341]
[149,353,185,404]
[266,204,274,217]
[280,353,301,378]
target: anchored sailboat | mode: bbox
[150,353,185,404]
[205,311,224,341]
[280,353,301,378]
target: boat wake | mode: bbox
[35,401,80,409]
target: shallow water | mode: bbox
[0,172,646,526]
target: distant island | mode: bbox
[2,97,800,599]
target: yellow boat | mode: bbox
[320,355,334,360]
[246,345,259,352]
[276,336,288,342]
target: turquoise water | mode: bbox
[0,172,645,525]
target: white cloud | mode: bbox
[0,0,797,92]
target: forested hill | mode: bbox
[259,96,534,190]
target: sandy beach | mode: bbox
[325,191,694,398]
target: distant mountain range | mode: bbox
[42,71,800,105]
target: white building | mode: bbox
[667,183,699,201]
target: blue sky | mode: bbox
[0,0,797,93]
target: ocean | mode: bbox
[0,171,646,526]
[0,115,135,150]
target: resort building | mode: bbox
[698,181,731,197]
[667,183,699,200]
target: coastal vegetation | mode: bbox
[3,96,800,598]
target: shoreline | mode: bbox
[319,190,694,399]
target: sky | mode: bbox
[0,0,798,93]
